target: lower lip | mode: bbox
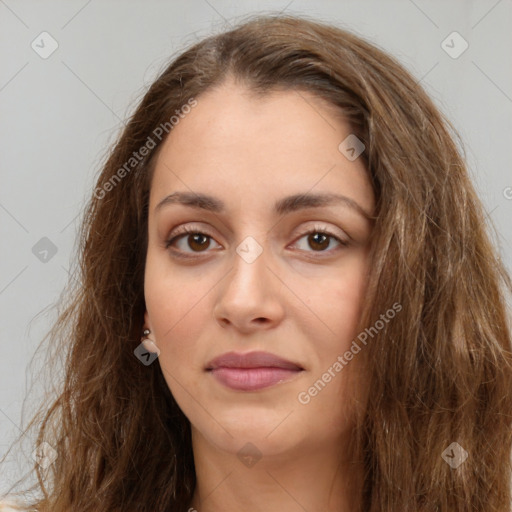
[209,367,303,391]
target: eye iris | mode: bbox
[309,233,329,251]
[188,233,210,251]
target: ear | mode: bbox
[143,310,152,331]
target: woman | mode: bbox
[1,13,511,512]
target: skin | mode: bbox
[143,77,375,512]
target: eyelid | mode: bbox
[288,225,349,255]
[164,223,220,253]
[167,223,215,241]
[293,222,348,244]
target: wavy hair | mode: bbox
[2,13,511,512]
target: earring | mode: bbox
[141,328,160,355]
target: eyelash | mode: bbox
[164,224,349,259]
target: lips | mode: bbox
[206,351,303,371]
[206,351,304,391]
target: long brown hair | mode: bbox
[2,13,511,512]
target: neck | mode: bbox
[188,428,364,512]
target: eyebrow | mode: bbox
[154,191,373,219]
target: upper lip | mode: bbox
[206,351,304,371]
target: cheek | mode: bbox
[332,268,367,337]
[299,260,369,426]
[306,253,369,347]
[144,253,211,372]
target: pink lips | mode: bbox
[206,351,304,391]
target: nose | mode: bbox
[212,240,285,334]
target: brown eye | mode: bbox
[166,230,219,253]
[292,229,348,253]
[164,224,348,260]
[307,232,331,251]
[185,233,211,252]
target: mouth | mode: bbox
[205,351,304,391]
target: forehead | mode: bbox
[149,81,374,216]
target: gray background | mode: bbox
[1,0,511,493]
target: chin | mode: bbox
[198,414,305,457]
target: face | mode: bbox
[143,79,375,460]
